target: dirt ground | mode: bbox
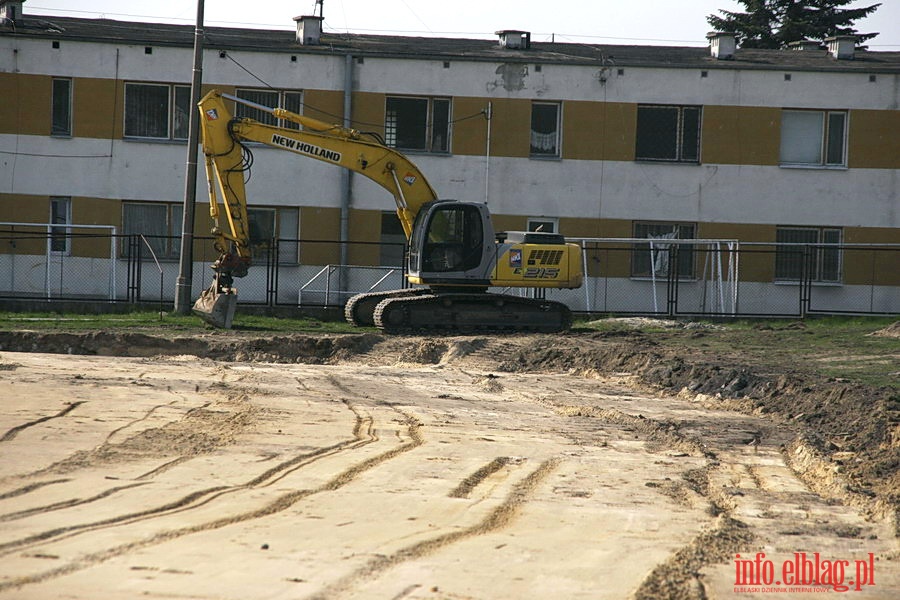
[0,325,897,599]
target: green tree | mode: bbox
[707,0,881,48]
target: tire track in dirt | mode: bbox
[104,400,206,446]
[0,479,70,501]
[633,513,754,599]
[448,457,514,499]
[0,402,86,443]
[134,457,195,481]
[537,399,716,460]
[0,483,149,523]
[308,457,560,600]
[0,402,424,593]
[106,396,209,481]
[633,461,756,599]
[0,393,374,557]
[529,395,759,599]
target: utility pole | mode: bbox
[174,0,205,314]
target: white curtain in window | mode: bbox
[530,130,558,152]
[780,111,823,164]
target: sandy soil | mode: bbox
[0,330,897,599]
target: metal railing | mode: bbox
[0,229,896,318]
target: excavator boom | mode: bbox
[193,90,438,327]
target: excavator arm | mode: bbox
[193,89,439,327]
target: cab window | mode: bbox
[423,205,483,272]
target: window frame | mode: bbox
[527,217,559,234]
[379,211,407,267]
[51,78,72,137]
[779,109,848,168]
[529,101,562,159]
[49,196,71,255]
[631,221,697,279]
[246,206,300,265]
[123,82,191,141]
[384,95,452,154]
[635,104,702,164]
[121,202,181,259]
[774,226,843,283]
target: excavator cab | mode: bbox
[408,201,494,287]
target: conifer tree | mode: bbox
[707,0,881,48]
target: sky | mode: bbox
[20,0,900,48]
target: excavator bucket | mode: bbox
[192,280,237,329]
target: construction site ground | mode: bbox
[0,321,897,599]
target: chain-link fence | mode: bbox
[0,227,897,317]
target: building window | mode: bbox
[124,83,191,140]
[122,202,182,258]
[51,78,72,136]
[635,105,701,163]
[527,217,558,234]
[380,212,406,267]
[384,96,450,153]
[49,197,71,254]
[247,207,300,264]
[775,227,842,282]
[234,89,304,130]
[779,110,847,167]
[632,222,696,278]
[530,102,561,158]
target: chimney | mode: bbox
[707,31,736,60]
[496,30,531,50]
[1,0,25,22]
[294,15,323,45]
[788,39,823,52]
[826,35,856,60]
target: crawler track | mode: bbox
[373,292,573,333]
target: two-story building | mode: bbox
[2,0,898,315]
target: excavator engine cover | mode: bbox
[193,282,237,329]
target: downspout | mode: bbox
[339,53,353,296]
[484,101,492,204]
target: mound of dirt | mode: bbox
[0,331,381,364]
[496,334,899,528]
[871,321,900,338]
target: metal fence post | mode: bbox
[667,245,678,317]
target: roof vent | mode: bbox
[1,0,24,22]
[496,30,531,50]
[826,35,856,60]
[707,32,736,60]
[789,39,823,51]
[294,15,323,45]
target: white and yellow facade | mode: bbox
[1,2,898,311]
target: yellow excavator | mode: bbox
[193,90,583,332]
